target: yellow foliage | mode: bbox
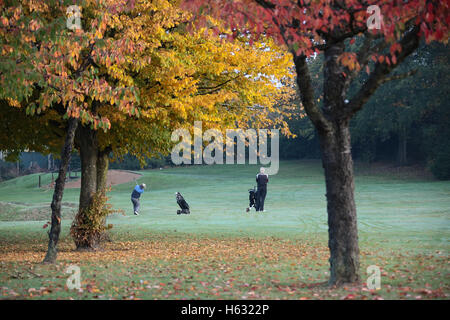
[1,0,296,165]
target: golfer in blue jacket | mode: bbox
[131,183,146,215]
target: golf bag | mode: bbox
[176,192,190,214]
[246,186,257,212]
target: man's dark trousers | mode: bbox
[256,187,267,211]
[131,197,140,213]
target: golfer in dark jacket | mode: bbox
[255,167,269,212]
[131,183,146,215]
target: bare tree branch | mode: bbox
[345,25,420,118]
[379,69,417,84]
[293,54,332,133]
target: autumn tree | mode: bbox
[182,0,449,285]
[1,0,143,259]
[1,0,294,255]
[68,0,294,249]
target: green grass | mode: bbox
[0,160,449,299]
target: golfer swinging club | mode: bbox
[131,182,146,215]
[255,167,269,212]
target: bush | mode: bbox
[70,189,121,249]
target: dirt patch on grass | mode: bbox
[63,170,142,189]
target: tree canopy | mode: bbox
[0,0,296,254]
[1,0,295,163]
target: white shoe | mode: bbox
[134,211,139,215]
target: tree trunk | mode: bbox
[96,150,109,193]
[72,125,112,249]
[96,149,110,242]
[72,125,99,249]
[78,125,98,211]
[43,117,78,264]
[322,42,360,285]
[318,123,360,286]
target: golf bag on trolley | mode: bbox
[246,186,258,212]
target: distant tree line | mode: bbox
[0,152,171,181]
[1,43,448,181]
[280,42,450,180]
